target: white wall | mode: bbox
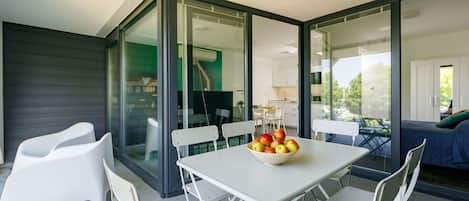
[0,20,4,164]
[402,29,469,119]
[253,57,275,105]
[221,49,245,106]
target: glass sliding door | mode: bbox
[122,4,160,178]
[107,30,120,149]
[252,15,299,137]
[401,0,469,192]
[310,5,392,172]
[177,0,247,154]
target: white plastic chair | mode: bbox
[172,126,230,201]
[145,118,159,160]
[12,122,96,173]
[328,158,410,201]
[1,133,114,201]
[402,139,426,201]
[221,121,255,148]
[103,159,140,201]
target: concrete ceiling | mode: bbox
[401,0,469,38]
[0,0,142,37]
[253,15,298,59]
[228,0,373,21]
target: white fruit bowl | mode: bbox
[247,147,298,165]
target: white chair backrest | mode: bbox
[221,121,255,148]
[373,159,410,201]
[171,125,219,159]
[53,122,95,151]
[103,160,140,201]
[312,119,359,145]
[253,108,265,119]
[402,139,426,201]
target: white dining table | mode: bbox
[176,137,369,201]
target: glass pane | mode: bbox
[311,6,392,172]
[402,0,469,192]
[123,5,159,177]
[439,67,453,118]
[107,32,120,149]
[178,0,247,155]
[252,15,299,137]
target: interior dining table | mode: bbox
[176,137,369,201]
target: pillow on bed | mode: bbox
[437,110,469,128]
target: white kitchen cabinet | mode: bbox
[283,103,298,127]
[272,66,298,87]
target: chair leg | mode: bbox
[338,179,344,188]
[317,184,330,200]
[348,171,353,185]
[179,167,191,201]
[262,120,266,133]
[281,120,287,135]
[189,173,203,201]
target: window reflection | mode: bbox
[123,5,159,178]
[311,6,392,172]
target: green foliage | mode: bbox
[345,74,362,114]
[321,72,344,118]
[323,63,391,120]
[440,68,453,109]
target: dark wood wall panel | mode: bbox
[3,23,107,161]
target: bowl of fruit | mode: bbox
[247,129,300,165]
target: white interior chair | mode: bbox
[12,122,96,173]
[265,106,287,133]
[172,126,230,201]
[402,139,426,201]
[253,108,266,133]
[1,133,114,201]
[313,119,360,187]
[221,120,255,148]
[145,118,159,160]
[103,159,140,201]
[328,158,410,201]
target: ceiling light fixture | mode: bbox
[379,26,390,32]
[283,46,297,54]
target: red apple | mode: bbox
[275,144,289,153]
[272,129,286,143]
[264,147,276,153]
[251,142,265,152]
[285,139,299,152]
[259,133,273,146]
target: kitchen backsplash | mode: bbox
[273,87,298,101]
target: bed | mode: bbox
[401,120,469,170]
